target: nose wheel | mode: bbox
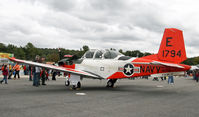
[65,80,70,86]
[106,79,117,88]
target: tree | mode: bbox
[46,53,59,62]
[143,52,152,57]
[125,51,132,56]
[82,45,89,52]
[131,50,142,57]
[15,47,25,59]
[24,42,39,60]
[0,43,7,52]
[119,49,123,54]
[7,44,17,54]
[183,58,195,65]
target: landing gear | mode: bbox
[72,85,77,90]
[68,74,81,90]
[106,79,117,88]
[65,80,70,86]
[65,75,70,86]
[72,82,81,90]
[77,82,81,88]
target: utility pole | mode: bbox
[58,48,61,60]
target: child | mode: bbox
[0,65,8,84]
[40,68,47,85]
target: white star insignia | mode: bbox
[125,65,132,73]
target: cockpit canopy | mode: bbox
[82,49,125,59]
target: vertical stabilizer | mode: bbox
[158,28,187,63]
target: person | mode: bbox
[32,66,36,86]
[33,55,41,87]
[8,64,13,79]
[1,64,4,71]
[35,66,41,86]
[52,70,57,80]
[46,69,49,81]
[51,64,57,81]
[168,75,174,84]
[23,65,27,75]
[29,65,32,81]
[13,63,20,79]
[0,65,8,84]
[160,77,164,81]
[153,77,159,81]
[193,70,196,80]
[0,64,4,77]
[195,70,199,82]
[33,65,41,86]
[40,68,47,85]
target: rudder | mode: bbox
[158,28,187,63]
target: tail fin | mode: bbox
[158,28,187,63]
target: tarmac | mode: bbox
[0,75,199,117]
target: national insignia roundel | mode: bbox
[123,63,134,76]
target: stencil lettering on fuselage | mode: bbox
[140,65,161,73]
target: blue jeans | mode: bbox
[33,72,36,86]
[2,75,8,84]
[168,76,174,84]
[36,73,40,86]
[33,72,40,86]
[29,71,32,81]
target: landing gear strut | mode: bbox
[106,79,117,88]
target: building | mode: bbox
[0,53,14,65]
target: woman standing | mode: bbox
[0,65,8,84]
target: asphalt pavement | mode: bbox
[0,75,199,117]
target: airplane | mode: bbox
[9,28,191,90]
[190,65,199,71]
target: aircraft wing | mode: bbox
[9,57,99,78]
[132,61,184,68]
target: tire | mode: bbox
[107,80,114,87]
[107,79,117,88]
[77,82,81,88]
[72,85,76,90]
[65,80,70,86]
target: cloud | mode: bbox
[0,0,199,57]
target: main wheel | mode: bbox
[106,80,114,87]
[77,82,81,88]
[106,79,117,88]
[72,85,77,90]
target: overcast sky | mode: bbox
[0,0,199,57]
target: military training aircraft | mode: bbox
[9,28,191,89]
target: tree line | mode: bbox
[0,42,198,65]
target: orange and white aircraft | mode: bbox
[9,28,191,89]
